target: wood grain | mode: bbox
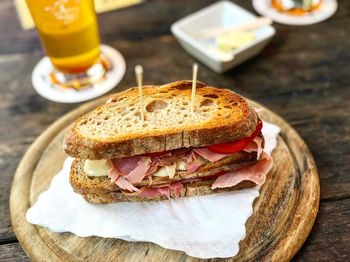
[0,242,29,262]
[10,96,319,261]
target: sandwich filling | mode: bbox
[83,120,273,198]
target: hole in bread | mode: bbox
[130,107,135,112]
[134,112,141,117]
[142,123,148,127]
[232,102,238,106]
[96,122,101,126]
[146,100,168,112]
[224,105,232,109]
[159,90,168,94]
[80,120,88,125]
[104,116,110,120]
[126,124,131,128]
[204,94,218,99]
[113,97,125,102]
[96,111,102,115]
[202,108,209,112]
[200,99,213,107]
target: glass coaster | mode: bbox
[32,45,126,103]
[252,0,337,26]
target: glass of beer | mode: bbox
[271,0,322,15]
[26,0,105,89]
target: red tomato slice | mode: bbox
[207,120,263,154]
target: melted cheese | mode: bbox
[153,166,169,177]
[165,164,176,178]
[153,161,187,177]
[84,160,110,177]
[176,160,187,171]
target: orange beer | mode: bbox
[26,0,100,74]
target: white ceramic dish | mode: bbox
[171,1,275,73]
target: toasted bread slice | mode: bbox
[64,80,258,159]
[81,180,256,203]
[70,151,257,196]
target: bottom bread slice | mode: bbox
[81,180,256,203]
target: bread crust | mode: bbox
[64,80,258,159]
[81,180,257,204]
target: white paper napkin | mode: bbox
[26,121,280,259]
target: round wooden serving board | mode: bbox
[10,96,319,262]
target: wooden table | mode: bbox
[0,0,349,260]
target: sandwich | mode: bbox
[64,80,273,203]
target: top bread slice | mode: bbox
[64,80,258,159]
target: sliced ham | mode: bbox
[109,156,151,190]
[243,136,263,159]
[115,176,140,192]
[193,148,230,162]
[108,167,121,183]
[111,156,142,175]
[146,148,190,175]
[138,187,163,198]
[137,182,184,199]
[185,151,204,173]
[108,168,140,192]
[157,186,170,198]
[156,148,190,166]
[147,162,159,176]
[211,152,273,189]
[171,181,184,197]
[123,157,151,183]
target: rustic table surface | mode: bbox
[0,0,349,261]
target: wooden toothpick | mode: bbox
[191,63,198,113]
[135,65,144,121]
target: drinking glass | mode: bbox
[26,0,106,89]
